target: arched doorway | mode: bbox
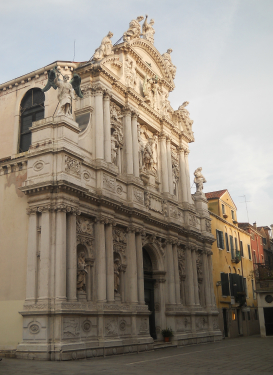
[143,248,157,340]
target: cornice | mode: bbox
[209,210,250,236]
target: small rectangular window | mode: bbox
[216,230,225,250]
[262,238,267,245]
[248,245,251,260]
[234,238,238,251]
[225,233,230,252]
[247,311,251,320]
[231,210,235,220]
[232,310,236,320]
[254,309,258,320]
[243,277,248,298]
[242,312,245,321]
[240,241,244,257]
[230,236,235,259]
[222,204,225,214]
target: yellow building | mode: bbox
[205,189,260,337]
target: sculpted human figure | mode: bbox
[53,73,75,118]
[77,251,88,291]
[142,15,155,44]
[137,124,145,169]
[143,75,158,107]
[111,130,119,164]
[123,16,144,42]
[125,58,137,87]
[93,31,114,61]
[162,49,177,79]
[143,138,155,172]
[114,258,121,293]
[194,167,207,192]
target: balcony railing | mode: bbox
[254,263,273,281]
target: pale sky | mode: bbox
[1,0,272,227]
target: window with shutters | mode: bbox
[248,245,251,260]
[19,88,45,153]
[225,233,230,252]
[231,210,235,220]
[221,273,230,296]
[230,235,235,259]
[252,279,256,299]
[222,204,225,214]
[262,237,267,245]
[216,230,225,250]
[243,277,248,297]
[240,240,244,257]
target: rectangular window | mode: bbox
[216,230,225,250]
[243,277,248,298]
[221,273,230,296]
[248,245,251,260]
[252,279,256,299]
[253,251,257,264]
[225,233,230,252]
[234,237,238,252]
[247,311,251,320]
[240,241,244,257]
[242,312,245,321]
[262,238,267,245]
[230,236,235,259]
[232,310,236,320]
[222,204,225,214]
[231,210,235,220]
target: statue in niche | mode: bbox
[142,15,155,44]
[114,258,121,293]
[172,158,179,195]
[194,167,207,192]
[110,102,123,124]
[162,49,177,79]
[93,31,114,61]
[123,16,144,42]
[77,252,88,292]
[137,124,145,170]
[143,137,155,172]
[111,130,119,164]
[42,66,83,118]
[125,58,137,88]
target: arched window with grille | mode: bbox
[19,88,45,152]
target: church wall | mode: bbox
[0,167,29,350]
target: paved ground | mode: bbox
[1,336,273,375]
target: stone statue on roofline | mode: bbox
[162,49,177,79]
[123,16,144,42]
[194,167,207,193]
[92,31,114,61]
[42,66,83,119]
[142,15,155,44]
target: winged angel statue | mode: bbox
[42,67,83,118]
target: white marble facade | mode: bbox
[0,17,221,360]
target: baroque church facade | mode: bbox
[0,16,221,360]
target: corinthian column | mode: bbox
[131,112,139,177]
[95,218,106,302]
[185,246,195,306]
[184,149,193,203]
[166,138,173,195]
[124,108,134,174]
[166,241,176,304]
[67,212,77,301]
[159,134,169,193]
[39,208,51,300]
[136,231,144,304]
[105,223,114,302]
[173,243,181,304]
[103,92,111,163]
[55,207,67,301]
[126,228,138,303]
[25,210,38,302]
[178,147,187,202]
[191,248,200,305]
[94,87,104,160]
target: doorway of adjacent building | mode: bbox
[223,308,228,337]
[143,248,157,340]
[264,307,273,336]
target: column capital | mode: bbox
[91,84,104,95]
[103,90,112,100]
[158,131,167,140]
[184,148,190,156]
[177,146,186,154]
[26,207,38,215]
[131,110,139,119]
[122,104,133,115]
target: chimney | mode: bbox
[253,222,257,229]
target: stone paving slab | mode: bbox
[1,336,273,375]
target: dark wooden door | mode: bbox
[223,308,228,337]
[264,307,273,336]
[144,279,157,340]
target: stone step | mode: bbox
[153,342,177,350]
